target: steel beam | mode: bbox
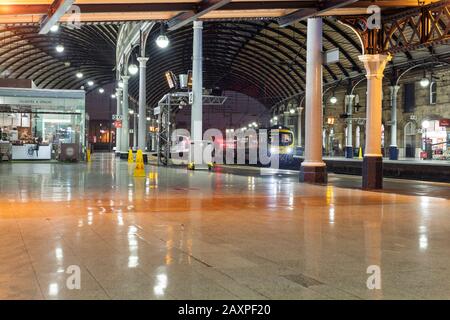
[167,0,231,31]
[39,0,74,34]
[279,0,359,27]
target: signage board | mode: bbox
[439,119,450,127]
[324,48,339,64]
[153,106,161,115]
[0,96,84,108]
[165,71,178,89]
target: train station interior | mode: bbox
[0,0,449,301]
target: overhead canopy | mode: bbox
[0,0,449,111]
[0,1,432,24]
[0,24,118,91]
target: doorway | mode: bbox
[404,122,416,158]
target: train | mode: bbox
[225,125,297,165]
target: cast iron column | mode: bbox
[345,94,355,158]
[300,17,327,184]
[121,75,130,155]
[297,107,303,148]
[115,88,122,156]
[191,20,203,165]
[138,57,149,151]
[389,85,400,160]
[359,54,391,189]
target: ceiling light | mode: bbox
[156,35,169,49]
[98,88,104,94]
[330,96,338,104]
[50,25,59,33]
[55,44,64,53]
[128,64,138,75]
[76,72,83,79]
[87,81,94,86]
[420,77,430,88]
[111,94,116,99]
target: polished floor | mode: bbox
[0,154,450,300]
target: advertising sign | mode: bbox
[439,119,450,127]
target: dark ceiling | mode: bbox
[0,17,449,111]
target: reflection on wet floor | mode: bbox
[216,165,450,200]
[0,153,449,300]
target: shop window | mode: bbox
[430,82,437,105]
[404,122,416,158]
[403,83,416,112]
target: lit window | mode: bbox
[430,82,437,105]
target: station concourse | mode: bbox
[0,0,449,300]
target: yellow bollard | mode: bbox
[358,147,363,160]
[133,149,146,177]
[128,149,134,163]
[86,149,91,162]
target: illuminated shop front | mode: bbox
[421,119,450,160]
[0,87,86,161]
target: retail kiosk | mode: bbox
[0,85,86,161]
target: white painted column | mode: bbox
[345,94,355,158]
[359,54,391,189]
[115,88,122,155]
[300,17,327,184]
[297,106,303,147]
[137,57,149,151]
[389,85,400,160]
[121,75,130,154]
[283,112,289,127]
[190,20,203,166]
[132,108,137,149]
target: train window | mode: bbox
[280,133,293,146]
[269,131,293,146]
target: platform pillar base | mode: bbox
[389,146,399,160]
[362,156,383,190]
[299,165,327,184]
[345,146,353,159]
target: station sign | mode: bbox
[165,71,178,89]
[0,96,84,108]
[324,48,340,65]
[439,119,450,127]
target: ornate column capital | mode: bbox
[358,54,392,80]
[389,85,400,95]
[137,57,149,66]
